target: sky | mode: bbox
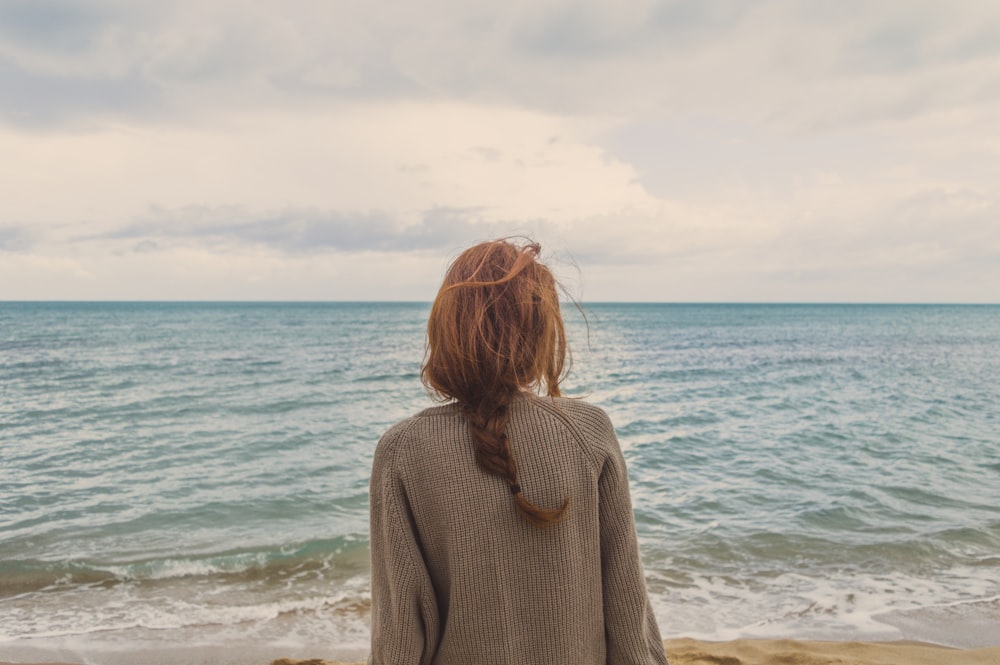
[1,0,998,302]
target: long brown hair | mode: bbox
[422,239,570,528]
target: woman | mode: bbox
[369,239,668,665]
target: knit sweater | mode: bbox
[368,394,668,665]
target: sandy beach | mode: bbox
[267,639,1000,665]
[661,638,1000,664]
[264,639,1000,665]
[7,638,1000,665]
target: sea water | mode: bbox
[2,302,999,664]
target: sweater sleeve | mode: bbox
[597,415,669,665]
[368,424,440,665]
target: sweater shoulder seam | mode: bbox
[528,397,606,474]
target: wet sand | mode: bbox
[265,639,1000,665]
[268,638,1000,664]
[6,637,1000,665]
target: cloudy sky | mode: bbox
[1,0,998,301]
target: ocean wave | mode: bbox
[0,537,369,597]
[0,581,371,644]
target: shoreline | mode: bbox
[5,638,1000,665]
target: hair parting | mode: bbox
[422,239,570,528]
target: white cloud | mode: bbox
[1,0,998,301]
[1,100,656,232]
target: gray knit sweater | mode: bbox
[368,394,668,665]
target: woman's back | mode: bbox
[368,239,667,664]
[369,395,667,664]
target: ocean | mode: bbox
[2,302,999,664]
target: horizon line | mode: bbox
[1,300,998,306]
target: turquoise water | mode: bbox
[2,303,999,663]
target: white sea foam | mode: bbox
[647,565,1000,647]
[97,551,274,581]
[0,573,371,645]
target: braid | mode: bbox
[464,397,569,528]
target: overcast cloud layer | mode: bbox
[1,0,998,301]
